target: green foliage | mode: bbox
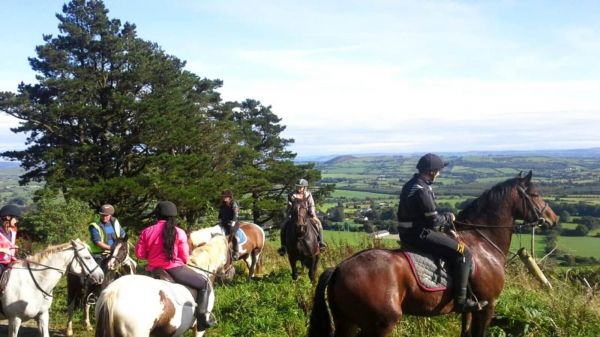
[0,0,329,232]
[20,189,94,244]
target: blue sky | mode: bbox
[1,0,600,156]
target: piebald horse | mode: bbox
[0,239,104,337]
[94,235,231,337]
[309,172,558,337]
[66,236,136,335]
[189,222,265,279]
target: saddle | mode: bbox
[150,268,198,299]
[401,250,451,292]
[0,265,12,296]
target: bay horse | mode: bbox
[66,236,136,335]
[94,235,231,337]
[0,239,104,337]
[189,222,265,279]
[285,196,320,282]
[308,171,558,337]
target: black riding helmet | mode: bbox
[416,153,448,172]
[155,201,178,218]
[0,204,21,219]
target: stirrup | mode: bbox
[458,298,488,312]
[197,312,217,330]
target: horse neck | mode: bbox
[460,200,516,257]
[25,248,73,290]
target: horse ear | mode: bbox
[122,233,129,241]
[522,170,533,185]
[516,171,524,178]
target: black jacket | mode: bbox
[397,174,453,232]
[218,201,239,227]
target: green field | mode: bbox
[557,236,600,258]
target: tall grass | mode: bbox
[14,241,600,337]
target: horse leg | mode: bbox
[461,312,473,337]
[37,310,51,337]
[8,317,22,337]
[333,321,357,337]
[470,303,495,337]
[308,255,319,283]
[288,256,298,280]
[249,251,258,279]
[357,323,396,337]
[66,297,75,336]
[85,301,93,330]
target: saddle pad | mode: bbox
[235,228,247,245]
[402,251,450,292]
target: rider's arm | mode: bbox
[135,229,148,260]
[417,189,453,231]
[177,229,190,264]
[232,201,240,222]
[306,192,317,218]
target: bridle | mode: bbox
[26,242,100,298]
[454,184,551,257]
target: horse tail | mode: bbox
[257,224,266,273]
[95,291,116,337]
[308,267,336,337]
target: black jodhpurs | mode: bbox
[400,228,472,266]
[166,265,209,291]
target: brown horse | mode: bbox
[308,171,558,337]
[285,197,320,281]
[65,237,135,336]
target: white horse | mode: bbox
[0,239,104,337]
[95,235,231,337]
[189,222,265,279]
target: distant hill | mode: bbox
[0,161,20,169]
[324,155,357,164]
[297,147,600,162]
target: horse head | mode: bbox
[515,171,558,228]
[189,235,234,282]
[106,235,130,272]
[291,199,309,236]
[69,239,104,285]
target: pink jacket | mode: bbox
[0,228,17,265]
[135,220,189,271]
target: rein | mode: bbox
[453,184,549,258]
[24,244,99,298]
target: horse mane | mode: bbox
[458,177,522,219]
[189,235,227,271]
[25,242,73,264]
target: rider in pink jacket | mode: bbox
[0,205,21,271]
[135,201,216,331]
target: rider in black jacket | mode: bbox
[398,153,487,312]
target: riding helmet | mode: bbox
[221,190,233,198]
[416,153,448,172]
[0,204,21,219]
[296,179,308,187]
[155,201,178,217]
[99,204,115,216]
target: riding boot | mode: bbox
[278,222,287,256]
[231,235,239,260]
[454,258,488,312]
[196,287,216,330]
[317,227,327,252]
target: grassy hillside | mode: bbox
[35,240,600,337]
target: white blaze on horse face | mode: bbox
[70,240,104,284]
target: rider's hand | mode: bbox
[449,213,456,222]
[448,229,459,239]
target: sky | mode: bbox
[1,0,600,157]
